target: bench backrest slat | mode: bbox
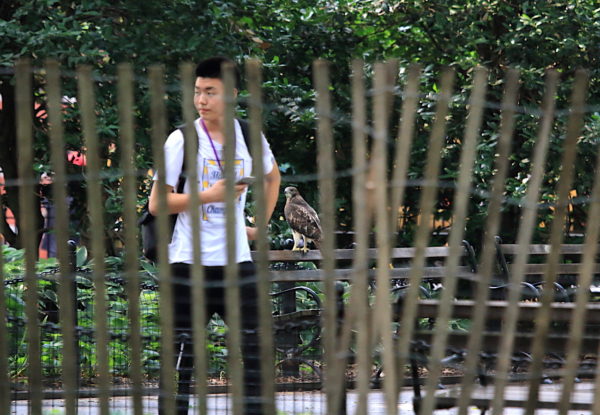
[505,262,600,275]
[254,246,473,263]
[269,266,477,282]
[414,332,600,355]
[499,243,598,256]
[416,299,600,322]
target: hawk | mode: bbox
[284,186,322,253]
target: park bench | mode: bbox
[494,237,600,301]
[410,299,600,413]
[408,240,600,413]
[256,241,479,384]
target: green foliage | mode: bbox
[1,0,600,251]
[3,245,260,381]
[206,315,229,376]
[3,245,160,380]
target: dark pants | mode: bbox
[159,262,262,415]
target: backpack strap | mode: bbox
[176,127,187,194]
[237,118,252,159]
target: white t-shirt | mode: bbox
[160,118,276,265]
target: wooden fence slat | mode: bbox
[117,63,144,415]
[148,64,176,415]
[562,123,600,412]
[526,69,589,415]
[419,66,488,415]
[78,64,111,415]
[178,62,208,415]
[16,58,43,415]
[490,70,560,415]
[223,61,244,415]
[370,61,397,415]
[389,64,421,232]
[348,58,370,415]
[456,68,520,415]
[246,58,277,415]
[393,68,456,410]
[313,59,342,415]
[310,58,379,415]
[46,59,78,415]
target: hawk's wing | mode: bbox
[284,196,322,241]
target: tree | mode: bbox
[1,0,599,252]
[0,0,256,252]
[237,0,600,245]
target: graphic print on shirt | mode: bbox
[201,157,245,222]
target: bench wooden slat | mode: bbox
[435,384,595,412]
[499,244,599,255]
[252,247,470,262]
[414,331,600,354]
[269,266,477,282]
[505,263,600,275]
[272,309,320,323]
[416,299,600,323]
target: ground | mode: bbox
[9,382,598,415]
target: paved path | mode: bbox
[9,383,596,415]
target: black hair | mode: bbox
[195,56,241,88]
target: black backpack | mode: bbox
[139,119,252,262]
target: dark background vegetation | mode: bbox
[1,0,599,254]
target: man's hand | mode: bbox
[244,161,281,242]
[246,226,257,241]
[202,179,247,203]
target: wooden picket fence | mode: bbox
[1,58,599,415]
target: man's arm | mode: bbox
[263,160,281,221]
[247,160,281,240]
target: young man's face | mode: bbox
[194,76,237,123]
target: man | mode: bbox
[149,56,281,415]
